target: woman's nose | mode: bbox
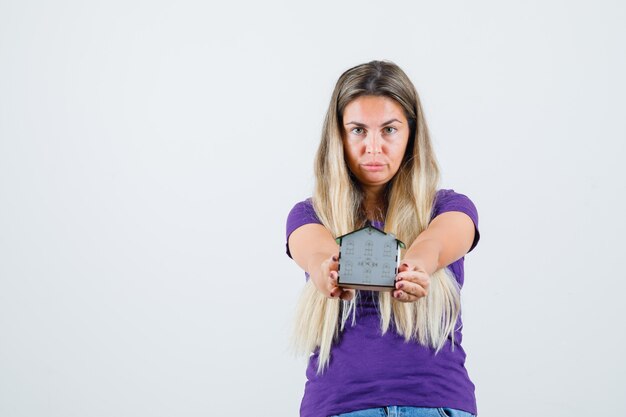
[365,134,382,154]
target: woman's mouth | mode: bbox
[362,163,385,172]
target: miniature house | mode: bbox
[336,223,405,290]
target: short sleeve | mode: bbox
[285,198,323,259]
[431,189,480,254]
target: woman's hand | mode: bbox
[311,254,355,301]
[393,259,430,302]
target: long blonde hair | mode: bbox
[292,60,461,373]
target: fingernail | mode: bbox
[398,283,404,289]
[332,255,338,261]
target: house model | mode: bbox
[335,222,406,291]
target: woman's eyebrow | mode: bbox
[345,119,403,127]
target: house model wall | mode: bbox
[336,224,405,290]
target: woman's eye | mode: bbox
[351,127,365,135]
[384,127,397,134]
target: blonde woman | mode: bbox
[286,60,481,417]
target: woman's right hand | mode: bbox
[311,254,355,301]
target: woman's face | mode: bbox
[341,95,410,193]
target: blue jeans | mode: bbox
[329,406,475,417]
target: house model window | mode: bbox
[335,222,406,291]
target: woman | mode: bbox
[285,60,480,417]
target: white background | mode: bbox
[1,1,625,416]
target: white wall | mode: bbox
[1,1,624,416]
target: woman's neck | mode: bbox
[362,187,387,221]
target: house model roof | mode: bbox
[335,222,406,290]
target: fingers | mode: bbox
[393,288,425,302]
[318,253,341,298]
[395,272,430,290]
[395,263,429,289]
[339,289,355,301]
[327,268,354,301]
[394,266,429,302]
[323,254,339,273]
[328,285,354,300]
[329,285,355,301]
[397,262,413,273]
[329,270,339,291]
[393,280,428,302]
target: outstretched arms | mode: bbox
[288,223,355,301]
[393,211,476,302]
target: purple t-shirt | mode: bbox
[285,189,480,417]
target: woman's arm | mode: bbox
[405,211,476,275]
[394,211,476,302]
[288,224,355,300]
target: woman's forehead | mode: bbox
[343,96,407,125]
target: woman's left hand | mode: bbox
[393,259,430,302]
